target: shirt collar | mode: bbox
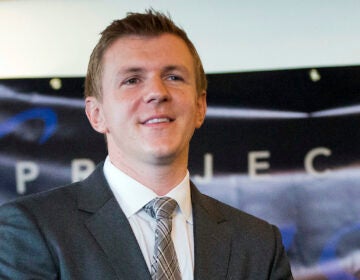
[103,156,193,224]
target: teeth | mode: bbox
[146,118,170,124]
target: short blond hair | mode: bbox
[84,9,207,100]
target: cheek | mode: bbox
[101,103,120,129]
[103,101,136,129]
[183,105,202,129]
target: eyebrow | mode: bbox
[163,65,190,75]
[115,64,191,80]
[116,67,144,76]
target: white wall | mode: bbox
[0,0,359,78]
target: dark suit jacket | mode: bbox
[0,163,293,279]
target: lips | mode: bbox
[145,118,171,124]
[142,116,174,125]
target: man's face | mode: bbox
[86,34,206,169]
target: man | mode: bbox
[0,10,293,279]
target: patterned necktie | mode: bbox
[144,197,181,280]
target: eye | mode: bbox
[167,75,184,81]
[124,77,140,85]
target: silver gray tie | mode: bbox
[144,197,181,280]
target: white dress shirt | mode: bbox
[103,157,194,279]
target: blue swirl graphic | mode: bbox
[0,107,57,144]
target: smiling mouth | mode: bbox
[143,118,173,125]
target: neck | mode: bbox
[108,153,188,196]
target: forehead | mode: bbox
[102,33,195,72]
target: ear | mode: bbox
[195,91,207,128]
[85,97,107,134]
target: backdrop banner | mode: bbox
[1,66,360,279]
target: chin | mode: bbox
[144,148,181,165]
[152,149,176,161]
[142,141,188,163]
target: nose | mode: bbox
[143,77,170,104]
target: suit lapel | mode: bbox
[77,163,151,280]
[191,184,232,280]
[76,164,231,280]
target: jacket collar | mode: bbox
[77,163,151,280]
[191,183,232,280]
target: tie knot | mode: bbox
[144,197,177,220]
